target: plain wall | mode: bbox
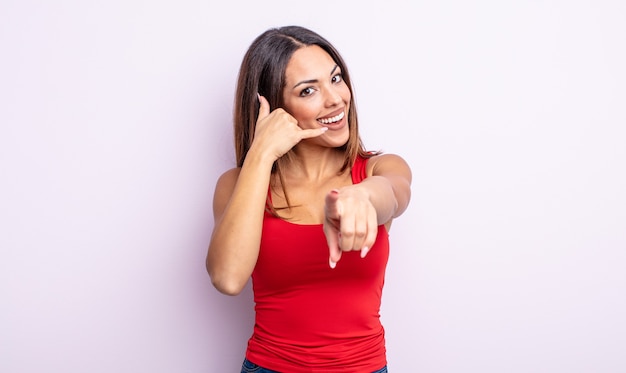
[1,1,625,372]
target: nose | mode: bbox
[324,86,343,107]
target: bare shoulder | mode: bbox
[215,167,241,188]
[366,153,412,180]
[212,167,242,217]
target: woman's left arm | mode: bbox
[324,153,412,267]
[361,153,412,224]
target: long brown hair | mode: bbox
[232,26,376,215]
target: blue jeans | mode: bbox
[241,357,388,372]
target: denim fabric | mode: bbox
[240,358,388,373]
[240,358,278,373]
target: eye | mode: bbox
[299,87,315,97]
[331,73,343,84]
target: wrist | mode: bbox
[244,144,278,171]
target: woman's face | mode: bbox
[282,45,351,147]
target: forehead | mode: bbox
[285,45,336,81]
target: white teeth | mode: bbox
[318,111,345,124]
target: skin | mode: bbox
[207,45,412,295]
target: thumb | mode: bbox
[257,94,270,121]
[324,189,341,220]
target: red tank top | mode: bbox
[246,155,389,372]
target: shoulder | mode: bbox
[213,167,242,200]
[216,167,241,186]
[365,153,412,179]
[212,167,242,217]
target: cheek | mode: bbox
[341,86,352,102]
[289,104,319,125]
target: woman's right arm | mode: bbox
[206,152,274,295]
[206,96,327,295]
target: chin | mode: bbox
[325,133,350,148]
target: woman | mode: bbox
[206,25,412,373]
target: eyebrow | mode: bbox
[292,64,340,89]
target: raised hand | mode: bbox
[323,188,378,268]
[251,95,328,161]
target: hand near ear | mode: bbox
[252,95,328,161]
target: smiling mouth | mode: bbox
[317,111,345,125]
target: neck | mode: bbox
[284,146,345,182]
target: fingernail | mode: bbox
[320,127,328,132]
[329,257,337,269]
[360,246,369,258]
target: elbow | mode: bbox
[210,276,247,296]
[393,192,411,219]
[206,260,248,296]
[206,236,258,296]
[391,180,411,219]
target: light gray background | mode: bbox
[2,1,625,372]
